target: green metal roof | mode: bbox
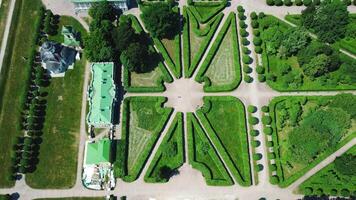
[71,0,127,3]
[87,62,115,126]
[62,26,80,47]
[85,139,111,165]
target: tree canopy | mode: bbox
[301,0,349,43]
[140,3,180,39]
[334,153,356,175]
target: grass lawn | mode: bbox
[298,146,356,196]
[197,96,251,186]
[122,97,173,182]
[189,2,225,24]
[25,16,87,188]
[0,0,42,188]
[196,13,241,92]
[184,7,223,77]
[187,113,233,186]
[0,0,10,46]
[269,95,356,187]
[160,35,181,78]
[261,15,356,91]
[144,112,184,183]
[130,66,164,87]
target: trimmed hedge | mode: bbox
[144,112,184,183]
[186,112,233,186]
[121,97,173,182]
[188,1,226,24]
[195,13,242,92]
[196,96,252,186]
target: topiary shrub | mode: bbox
[258,12,265,19]
[253,37,262,46]
[262,115,272,125]
[244,75,253,83]
[256,66,265,74]
[261,106,269,112]
[242,38,250,46]
[248,105,257,113]
[238,12,246,20]
[258,74,266,82]
[253,153,263,160]
[249,117,259,125]
[295,0,303,5]
[237,6,245,13]
[315,188,323,196]
[253,29,260,36]
[250,12,258,20]
[275,0,283,6]
[270,175,279,184]
[251,20,259,29]
[242,46,250,54]
[267,141,274,147]
[251,130,259,136]
[242,55,252,64]
[341,189,350,197]
[243,65,252,73]
[264,127,273,135]
[240,29,249,37]
[313,0,321,5]
[330,189,338,196]
[257,164,264,172]
[269,164,277,171]
[268,152,276,159]
[303,0,312,5]
[304,187,313,195]
[255,46,263,54]
[239,21,247,29]
[252,140,261,147]
[266,0,275,6]
[284,0,293,6]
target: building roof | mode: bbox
[85,139,111,165]
[71,0,127,2]
[87,62,115,126]
[62,26,80,47]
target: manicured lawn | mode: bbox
[122,96,173,182]
[260,15,356,91]
[0,0,42,188]
[130,66,164,87]
[187,113,233,186]
[189,2,226,23]
[183,7,223,77]
[196,96,251,186]
[196,13,241,92]
[144,112,184,183]
[24,16,87,188]
[269,94,356,187]
[48,15,87,44]
[299,146,356,197]
[0,0,10,46]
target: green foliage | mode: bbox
[248,117,259,125]
[251,130,259,137]
[303,0,313,6]
[248,105,257,113]
[256,66,265,74]
[284,0,293,6]
[334,153,356,175]
[244,75,253,83]
[121,43,151,73]
[262,106,269,112]
[279,28,310,57]
[141,3,180,39]
[295,0,303,5]
[242,55,252,64]
[264,127,273,135]
[89,2,118,22]
[253,37,262,46]
[266,0,275,6]
[243,65,252,74]
[275,0,283,6]
[329,93,356,119]
[262,116,272,125]
[301,0,349,43]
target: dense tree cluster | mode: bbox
[301,0,349,43]
[334,153,356,176]
[43,10,59,35]
[140,2,180,39]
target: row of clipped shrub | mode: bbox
[237,6,254,83]
[265,0,356,6]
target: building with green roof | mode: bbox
[84,139,111,165]
[62,26,80,47]
[70,0,129,12]
[87,62,116,127]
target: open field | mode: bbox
[122,97,173,182]
[269,94,356,187]
[196,13,241,92]
[144,112,184,183]
[196,96,251,186]
[0,0,42,188]
[187,113,233,186]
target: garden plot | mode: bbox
[122,97,173,181]
[187,113,233,186]
[144,113,184,183]
[196,96,251,186]
[269,94,356,187]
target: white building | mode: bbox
[71,0,129,12]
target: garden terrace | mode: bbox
[268,94,356,187]
[195,13,242,92]
[144,112,185,183]
[298,146,356,197]
[183,6,223,78]
[121,96,173,182]
[196,96,252,186]
[258,15,356,91]
[187,113,233,186]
